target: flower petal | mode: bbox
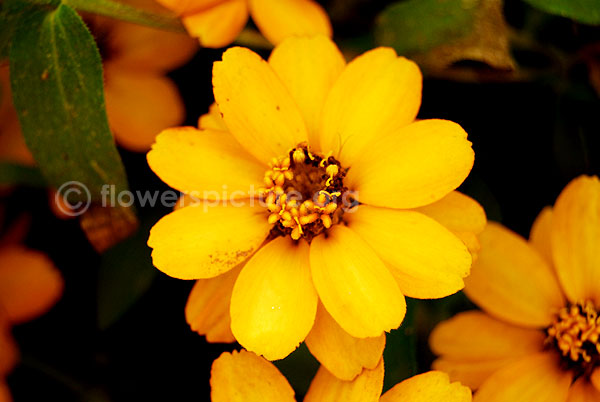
[156,0,226,15]
[185,265,241,343]
[0,317,17,377]
[230,237,317,360]
[529,207,554,267]
[148,203,270,279]
[198,103,227,131]
[305,302,385,381]
[380,371,472,402]
[473,353,572,402]
[213,46,308,164]
[147,127,265,197]
[304,358,384,402]
[104,67,184,152]
[551,175,600,305]
[346,119,474,209]
[592,368,600,392]
[347,206,471,299]
[319,48,422,166]
[0,246,63,324]
[268,36,345,149]
[432,358,518,390]
[567,377,600,402]
[464,222,565,328]
[0,382,11,402]
[210,350,295,402]
[309,225,405,338]
[182,0,249,48]
[249,0,332,45]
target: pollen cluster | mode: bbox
[259,145,351,241]
[547,301,600,374]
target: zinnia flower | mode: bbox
[210,349,472,402]
[156,0,331,47]
[147,35,483,379]
[430,175,600,402]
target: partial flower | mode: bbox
[211,349,471,402]
[156,0,331,47]
[430,175,600,402]
[148,36,483,378]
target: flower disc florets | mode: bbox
[259,145,354,242]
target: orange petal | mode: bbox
[319,47,421,166]
[551,175,600,305]
[309,225,405,338]
[464,222,565,328]
[147,127,265,198]
[182,0,249,48]
[249,0,332,45]
[380,371,472,402]
[213,46,308,164]
[104,67,184,152]
[473,353,572,402]
[0,246,63,324]
[185,265,241,343]
[268,36,345,149]
[529,207,554,267]
[347,206,471,299]
[198,103,227,131]
[210,350,295,402]
[591,368,600,392]
[148,203,270,279]
[0,317,17,377]
[304,358,384,402]
[305,302,385,381]
[432,357,518,391]
[346,119,474,209]
[230,237,317,360]
[567,377,600,402]
[0,382,12,402]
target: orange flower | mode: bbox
[148,35,485,378]
[430,175,600,402]
[210,349,472,402]
[156,0,332,47]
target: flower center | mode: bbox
[259,145,353,242]
[546,301,600,376]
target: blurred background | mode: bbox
[2,0,600,400]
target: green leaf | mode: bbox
[9,3,129,203]
[97,216,158,330]
[521,0,600,25]
[0,162,46,187]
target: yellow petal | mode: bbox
[551,175,600,305]
[210,350,295,402]
[567,377,600,402]
[213,46,308,164]
[268,36,345,149]
[0,246,63,324]
[432,357,518,390]
[230,237,317,360]
[182,0,249,48]
[309,225,405,338]
[464,222,565,328]
[305,302,385,381]
[304,358,384,402]
[147,127,265,198]
[249,0,332,45]
[148,203,270,279]
[346,119,474,209]
[473,353,572,402]
[319,47,422,166]
[430,311,545,361]
[347,206,471,299]
[198,103,227,131]
[104,67,184,152]
[380,371,472,402]
[529,207,554,267]
[185,265,241,343]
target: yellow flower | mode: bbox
[156,0,331,47]
[430,175,600,402]
[147,36,483,377]
[210,349,472,402]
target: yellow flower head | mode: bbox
[147,36,483,375]
[430,175,600,402]
[156,0,332,48]
[210,349,472,402]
